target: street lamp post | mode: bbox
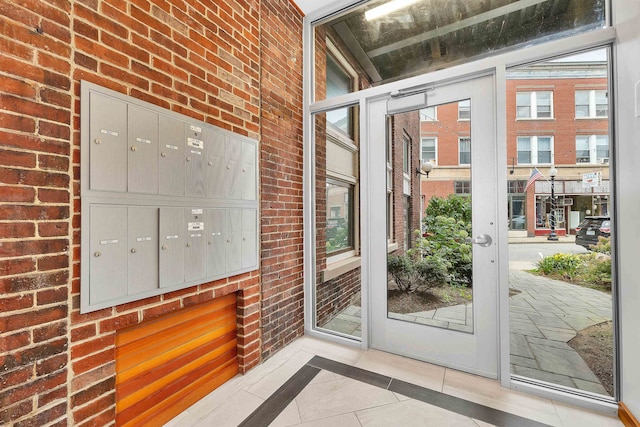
[547,166,558,241]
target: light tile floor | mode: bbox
[165,336,622,427]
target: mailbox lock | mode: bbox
[94,251,102,257]
[130,248,137,254]
[161,245,168,250]
[208,161,213,166]
[94,138,102,145]
[242,168,246,173]
[208,240,212,245]
[131,146,138,152]
[226,165,231,170]
[186,242,192,247]
[186,157,192,162]
[161,152,167,157]
[243,237,246,241]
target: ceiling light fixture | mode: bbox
[365,0,421,21]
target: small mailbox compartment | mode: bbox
[225,209,242,272]
[128,106,159,194]
[159,117,186,196]
[205,209,226,277]
[127,207,159,295]
[241,209,258,269]
[159,208,185,288]
[185,125,206,197]
[205,131,226,199]
[185,208,206,282]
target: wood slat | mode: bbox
[117,339,237,411]
[116,293,236,347]
[116,306,236,377]
[119,360,239,427]
[115,295,238,427]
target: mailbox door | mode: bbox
[241,141,257,201]
[225,137,242,199]
[184,208,206,281]
[205,131,226,199]
[205,209,226,276]
[128,106,159,194]
[159,116,185,196]
[89,206,128,304]
[127,207,159,295]
[225,209,242,272]
[241,209,258,269]
[185,124,205,197]
[89,93,127,192]
[159,208,184,288]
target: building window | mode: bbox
[326,55,353,138]
[326,180,354,254]
[508,181,526,193]
[517,136,553,164]
[455,181,471,194]
[516,91,553,119]
[576,135,609,164]
[421,137,436,164]
[404,196,411,251]
[575,90,608,118]
[420,106,437,121]
[403,136,410,174]
[459,137,471,165]
[458,100,470,120]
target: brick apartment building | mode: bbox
[420,57,609,237]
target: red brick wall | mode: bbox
[259,0,305,359]
[0,1,304,425]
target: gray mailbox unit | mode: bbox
[80,81,259,313]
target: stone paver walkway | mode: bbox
[509,269,612,395]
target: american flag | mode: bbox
[524,167,543,192]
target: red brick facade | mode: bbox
[0,1,303,425]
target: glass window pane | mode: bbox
[420,106,436,121]
[314,0,606,98]
[576,136,590,163]
[421,137,436,162]
[458,100,471,120]
[326,181,353,253]
[596,135,609,160]
[459,137,471,165]
[596,90,608,117]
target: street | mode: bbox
[508,241,588,270]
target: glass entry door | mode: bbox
[367,74,499,378]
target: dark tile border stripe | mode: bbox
[238,364,320,427]
[239,355,551,427]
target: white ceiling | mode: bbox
[292,0,332,15]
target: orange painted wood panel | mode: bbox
[115,294,238,427]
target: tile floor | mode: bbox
[164,336,623,427]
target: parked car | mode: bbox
[575,216,611,249]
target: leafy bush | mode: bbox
[387,254,445,292]
[590,236,611,255]
[581,253,612,290]
[536,253,584,279]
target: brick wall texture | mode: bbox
[0,1,303,425]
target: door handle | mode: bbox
[466,234,492,247]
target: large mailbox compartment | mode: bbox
[89,206,128,305]
[81,81,260,313]
[128,106,159,194]
[89,206,160,306]
[184,208,206,282]
[89,93,128,192]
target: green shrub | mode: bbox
[387,254,446,292]
[536,253,584,279]
[590,236,611,255]
[581,253,612,290]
